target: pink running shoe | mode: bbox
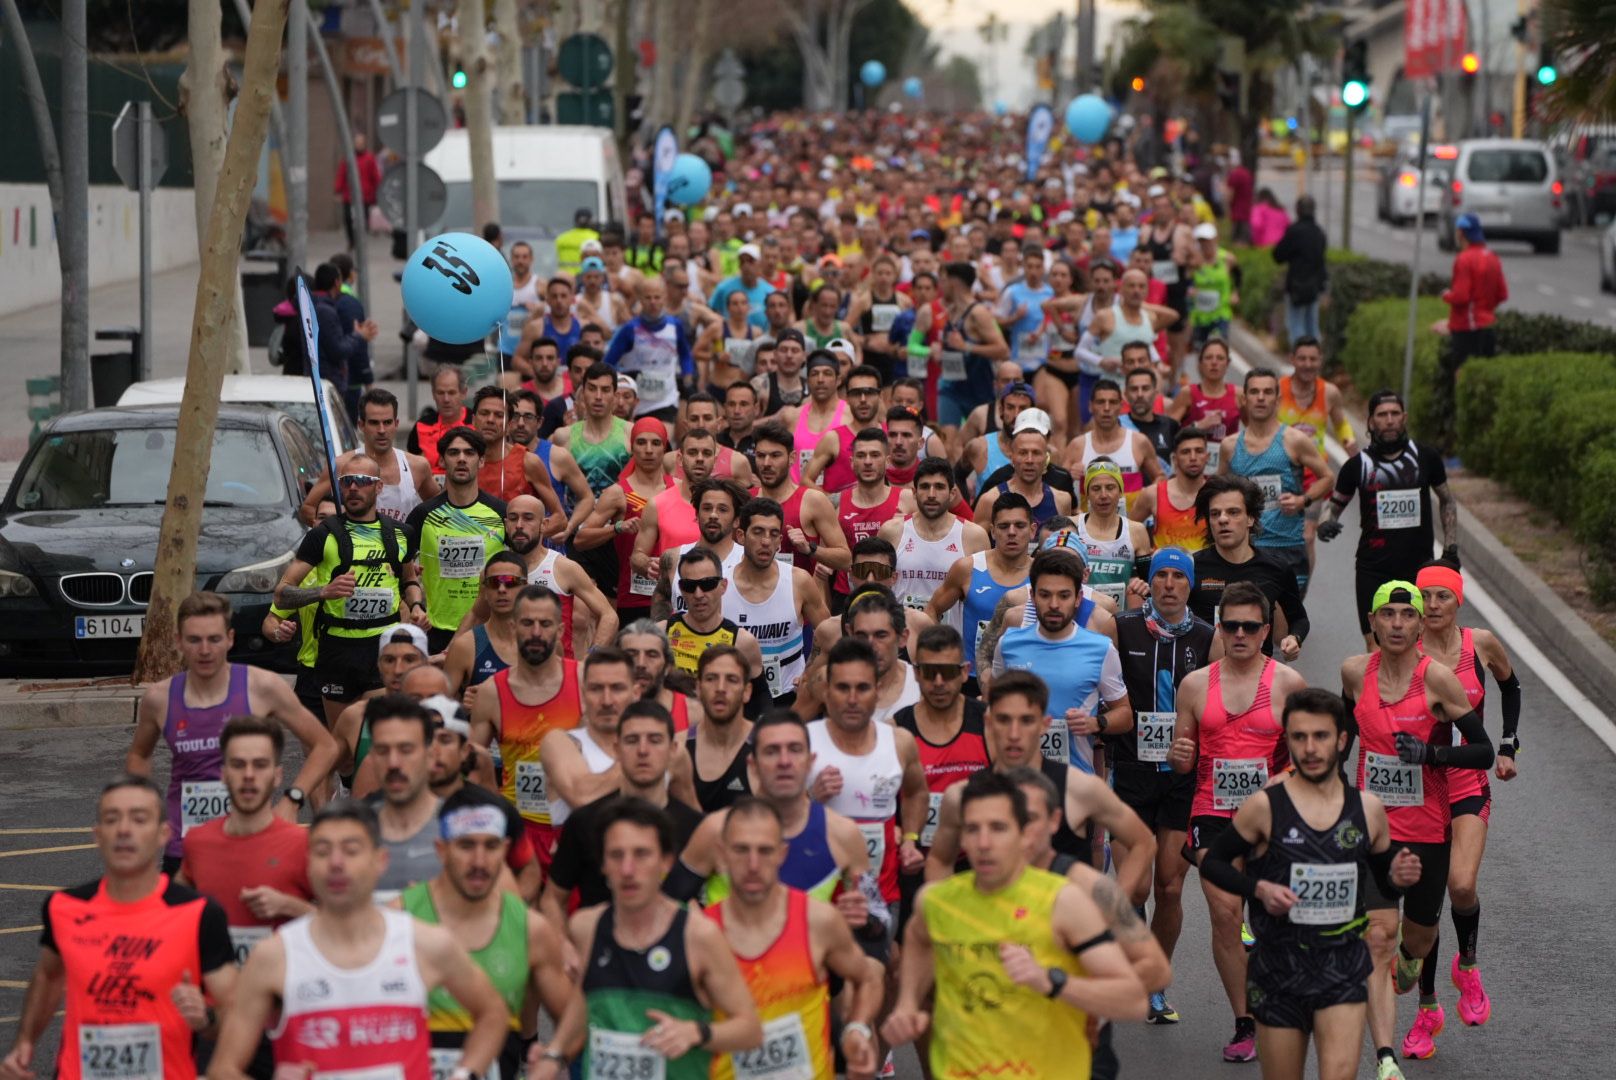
[1401,1004,1446,1060]
[1450,955,1492,1026]
[1223,1020,1257,1063]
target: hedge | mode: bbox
[1233,246,1444,356]
[1336,296,1449,438]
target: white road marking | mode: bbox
[1574,295,1595,309]
[1537,283,1557,296]
[1230,346,1616,756]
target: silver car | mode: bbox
[1439,138,1563,254]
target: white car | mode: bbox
[117,375,358,456]
[1377,142,1453,227]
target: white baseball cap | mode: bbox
[580,238,604,255]
[737,243,762,261]
[825,337,857,360]
[376,623,430,660]
[1193,222,1219,240]
[733,202,754,217]
[1147,184,1167,199]
[1010,407,1053,437]
[616,373,638,392]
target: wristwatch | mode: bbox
[842,1021,875,1043]
[695,1019,714,1049]
[1095,712,1109,734]
[1044,967,1069,999]
[448,1069,482,1080]
[1499,736,1520,757]
[537,1049,567,1068]
[283,787,306,808]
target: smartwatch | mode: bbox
[1045,967,1068,998]
[283,787,307,808]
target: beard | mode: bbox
[519,636,554,666]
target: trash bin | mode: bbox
[27,375,61,444]
[92,327,141,408]
[241,250,288,347]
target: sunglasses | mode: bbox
[338,474,381,488]
[846,386,881,398]
[679,575,723,594]
[918,662,964,681]
[852,561,895,580]
[484,574,524,590]
[1220,619,1266,636]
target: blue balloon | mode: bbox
[903,76,923,99]
[401,232,513,345]
[1065,94,1113,144]
[665,153,713,207]
[993,100,1009,117]
[860,60,887,87]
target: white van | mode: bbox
[424,126,628,277]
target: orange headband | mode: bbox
[1415,565,1464,607]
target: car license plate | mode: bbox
[75,614,144,639]
[1477,211,1511,227]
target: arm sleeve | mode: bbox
[545,816,586,891]
[1331,453,1361,506]
[1365,845,1406,900]
[1276,565,1310,644]
[1432,709,1495,769]
[602,325,632,369]
[197,898,236,974]
[677,323,696,378]
[1200,823,1259,899]
[662,859,707,902]
[295,522,329,566]
[1497,672,1522,745]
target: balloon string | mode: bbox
[486,325,505,501]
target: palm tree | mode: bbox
[1542,0,1616,122]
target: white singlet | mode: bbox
[548,726,616,827]
[722,564,806,699]
[894,516,966,615]
[871,663,922,726]
[375,448,423,523]
[806,719,904,877]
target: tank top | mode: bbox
[1150,479,1206,553]
[494,661,582,828]
[924,868,1092,1080]
[762,373,806,416]
[376,447,424,523]
[939,302,994,404]
[722,565,806,700]
[706,889,834,1080]
[651,484,702,554]
[871,665,922,726]
[776,486,816,573]
[1192,659,1287,820]
[374,802,442,899]
[998,480,1059,526]
[860,293,904,339]
[579,288,619,332]
[1095,300,1157,360]
[581,906,709,1080]
[818,426,860,493]
[1187,383,1240,472]
[895,516,966,613]
[549,726,617,827]
[1249,783,1375,947]
[1076,512,1136,607]
[833,485,903,593]
[569,417,631,496]
[1076,429,1144,502]
[1190,247,1234,326]
[416,406,472,474]
[666,613,741,676]
[719,324,761,376]
[802,319,850,352]
[616,473,675,611]
[467,624,510,686]
[808,720,904,902]
[526,550,577,658]
[1419,629,1491,805]
[1278,374,1332,490]
[163,665,253,858]
[402,885,528,1033]
[976,434,1012,493]
[1110,610,1216,772]
[271,908,431,1080]
[895,699,990,849]
[1231,425,1305,549]
[961,553,1029,675]
[542,313,583,358]
[1355,654,1450,844]
[708,801,842,904]
[477,445,532,502]
[791,399,847,481]
[686,722,753,812]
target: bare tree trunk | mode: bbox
[673,0,713,133]
[492,0,525,123]
[611,0,635,162]
[133,0,292,683]
[182,0,252,376]
[648,0,678,131]
[457,0,500,228]
[783,3,835,111]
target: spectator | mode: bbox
[1272,194,1327,345]
[329,252,373,420]
[312,262,377,396]
[1249,188,1290,247]
[1438,211,1507,366]
[333,134,380,251]
[1224,152,1254,244]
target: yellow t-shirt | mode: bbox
[924,866,1093,1080]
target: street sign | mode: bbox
[712,49,745,82]
[378,161,447,230]
[558,91,614,127]
[111,101,167,192]
[713,78,745,110]
[376,87,447,155]
[558,33,613,89]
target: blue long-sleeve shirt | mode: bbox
[602,314,693,416]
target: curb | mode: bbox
[1230,322,1616,704]
[0,694,140,731]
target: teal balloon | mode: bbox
[860,60,887,87]
[666,153,712,206]
[401,232,513,344]
[993,100,1009,116]
[903,76,923,98]
[1065,94,1113,144]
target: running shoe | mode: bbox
[878,1051,896,1078]
[1240,921,1256,949]
[1393,943,1423,995]
[1222,1019,1257,1062]
[1450,955,1492,1026]
[1376,1056,1407,1080]
[1147,991,1180,1024]
[1401,1004,1445,1059]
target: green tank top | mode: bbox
[410,494,506,633]
[581,905,710,1080]
[402,882,528,1032]
[569,417,632,496]
[804,320,849,351]
[1191,247,1235,327]
[270,562,327,669]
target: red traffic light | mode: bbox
[1130,76,1146,92]
[1460,52,1481,74]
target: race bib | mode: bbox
[637,373,671,403]
[1375,489,1422,530]
[343,586,395,621]
[228,925,271,966]
[1152,260,1180,285]
[732,1013,813,1080]
[870,305,899,334]
[939,349,967,382]
[1135,712,1175,764]
[1087,558,1131,606]
[1193,287,1221,313]
[438,534,485,579]
[1206,442,1221,472]
[590,1028,665,1080]
[762,654,784,696]
[431,1048,501,1080]
[181,780,229,836]
[315,1068,404,1080]
[921,791,944,848]
[1288,862,1358,925]
[973,620,990,666]
[906,350,931,379]
[796,448,815,474]
[1212,758,1267,811]
[1253,474,1284,512]
[630,573,657,597]
[79,1023,161,1080]
[858,821,887,869]
[515,759,551,818]
[1363,750,1423,807]
[1042,715,1069,763]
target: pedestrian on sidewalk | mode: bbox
[1272,195,1328,347]
[313,263,378,396]
[1434,212,1507,365]
[330,253,374,420]
[334,133,381,251]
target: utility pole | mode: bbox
[1342,108,1356,252]
[1075,0,1094,92]
[287,0,309,278]
[60,0,89,412]
[404,0,427,419]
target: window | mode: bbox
[1467,149,1549,184]
[12,427,287,511]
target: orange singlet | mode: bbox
[1150,479,1206,553]
[494,660,582,868]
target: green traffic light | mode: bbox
[1342,80,1368,109]
[1537,65,1557,86]
[453,70,468,90]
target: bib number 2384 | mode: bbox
[1212,758,1267,811]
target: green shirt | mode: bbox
[405,492,507,632]
[293,517,415,639]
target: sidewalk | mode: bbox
[0,226,414,464]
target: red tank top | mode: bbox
[615,472,675,609]
[477,445,532,501]
[834,485,903,593]
[1188,383,1240,441]
[1192,659,1288,819]
[777,485,815,572]
[495,661,582,828]
[1151,480,1205,553]
[415,407,471,473]
[819,426,860,493]
[1419,631,1489,805]
[670,693,691,733]
[895,703,990,850]
[1355,654,1450,843]
[651,484,701,555]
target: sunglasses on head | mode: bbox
[918,662,964,681]
[679,575,723,594]
[484,574,524,590]
[338,474,381,488]
[1220,619,1266,636]
[852,561,894,580]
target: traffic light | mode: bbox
[1130,76,1146,93]
[1341,40,1370,113]
[452,69,468,90]
[1460,52,1481,75]
[1537,44,1557,86]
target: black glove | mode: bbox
[1442,544,1460,569]
[1394,731,1435,766]
[1316,520,1343,542]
